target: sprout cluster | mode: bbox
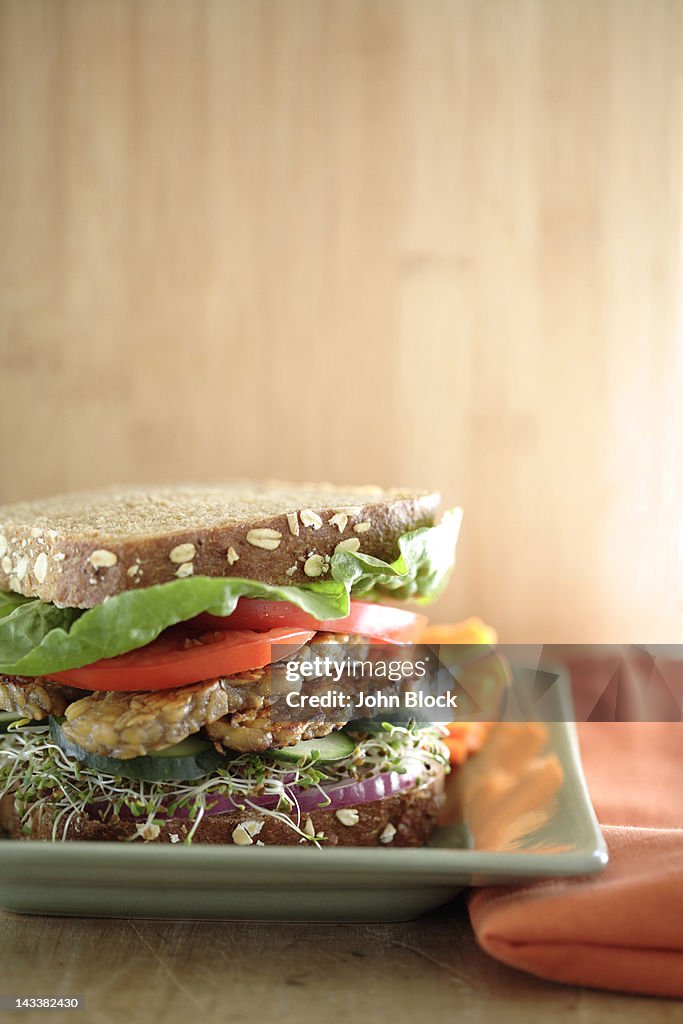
[0,721,449,845]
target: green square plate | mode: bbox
[0,671,607,921]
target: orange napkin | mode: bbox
[468,718,683,997]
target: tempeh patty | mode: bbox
[1,634,375,758]
[0,676,83,720]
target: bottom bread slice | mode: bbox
[1,770,446,847]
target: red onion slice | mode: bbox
[201,767,422,817]
[93,766,424,822]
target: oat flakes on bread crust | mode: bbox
[0,482,440,609]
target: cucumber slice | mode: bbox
[151,735,214,759]
[49,718,227,782]
[269,730,356,765]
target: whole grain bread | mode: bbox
[0,482,440,609]
[1,770,446,846]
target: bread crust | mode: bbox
[2,771,446,847]
[0,483,440,608]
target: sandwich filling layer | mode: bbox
[0,719,449,846]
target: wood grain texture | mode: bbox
[1,0,683,641]
[2,903,681,1024]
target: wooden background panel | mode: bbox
[1,0,682,641]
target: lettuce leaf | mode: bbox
[333,507,462,601]
[0,510,461,676]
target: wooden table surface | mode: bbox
[2,900,680,1023]
[3,0,683,644]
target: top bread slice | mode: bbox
[0,482,440,608]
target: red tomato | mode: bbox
[195,599,427,644]
[52,627,315,692]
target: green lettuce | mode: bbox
[0,510,461,677]
[334,507,462,600]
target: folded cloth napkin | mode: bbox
[468,719,683,997]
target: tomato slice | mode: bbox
[195,599,427,644]
[51,627,315,692]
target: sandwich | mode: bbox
[0,483,462,846]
